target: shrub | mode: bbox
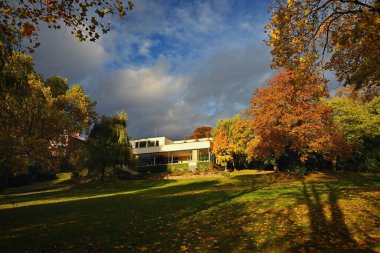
[137,165,168,174]
[294,166,308,175]
[71,168,88,178]
[196,161,213,173]
[136,163,190,175]
[168,163,189,175]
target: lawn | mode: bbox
[0,171,379,253]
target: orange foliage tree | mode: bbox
[246,70,348,171]
[187,126,213,139]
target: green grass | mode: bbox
[0,171,379,252]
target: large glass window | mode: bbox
[139,141,147,148]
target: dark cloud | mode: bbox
[84,42,273,140]
[31,0,275,140]
[33,25,108,83]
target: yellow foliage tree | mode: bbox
[267,0,380,89]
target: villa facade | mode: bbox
[130,137,215,169]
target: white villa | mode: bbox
[130,137,215,168]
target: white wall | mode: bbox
[131,137,211,155]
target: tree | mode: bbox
[45,76,69,97]
[266,0,380,89]
[326,93,380,171]
[246,70,347,171]
[87,112,133,180]
[45,76,97,173]
[212,115,249,170]
[0,48,96,192]
[187,126,213,139]
[0,0,134,51]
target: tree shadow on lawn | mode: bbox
[0,178,180,207]
[0,177,284,252]
[169,175,380,252]
[1,174,378,252]
[285,181,378,252]
[0,180,251,252]
[0,175,264,209]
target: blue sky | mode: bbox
[34,0,275,139]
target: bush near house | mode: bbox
[167,163,189,175]
[196,161,213,172]
[136,165,168,174]
[136,163,193,175]
[136,162,215,175]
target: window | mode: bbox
[135,142,139,148]
[156,140,159,146]
[139,141,147,148]
[148,141,155,147]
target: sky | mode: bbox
[33,0,275,140]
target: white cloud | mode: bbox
[91,60,186,108]
[138,39,157,57]
[239,22,253,31]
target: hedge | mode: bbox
[137,162,213,175]
[136,164,168,174]
[167,163,189,175]
[196,161,213,172]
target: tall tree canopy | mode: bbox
[267,0,380,88]
[0,48,96,192]
[246,70,347,171]
[327,92,380,170]
[0,0,134,51]
[187,126,213,139]
[87,112,133,180]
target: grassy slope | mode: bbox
[0,171,379,253]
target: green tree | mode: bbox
[87,112,133,180]
[267,0,380,89]
[327,93,380,171]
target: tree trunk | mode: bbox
[273,158,279,173]
[101,165,105,181]
[273,164,279,173]
[0,166,9,194]
[332,157,337,171]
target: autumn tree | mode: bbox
[246,70,347,172]
[45,76,69,97]
[267,0,380,89]
[212,115,249,170]
[0,49,96,192]
[87,112,133,180]
[44,76,97,173]
[0,0,134,51]
[187,126,213,139]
